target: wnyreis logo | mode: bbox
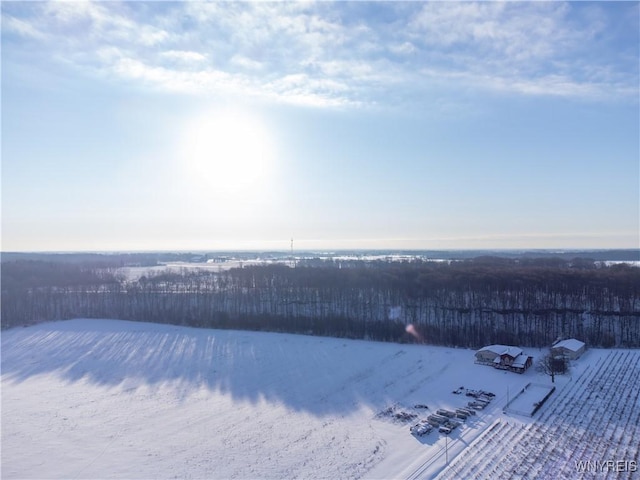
[575,460,637,473]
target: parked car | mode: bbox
[436,409,457,418]
[410,421,432,437]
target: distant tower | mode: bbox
[290,237,295,268]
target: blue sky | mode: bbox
[2,1,638,252]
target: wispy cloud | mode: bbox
[2,15,47,40]
[41,1,170,46]
[160,50,208,65]
[2,1,637,108]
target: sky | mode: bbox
[2,1,639,252]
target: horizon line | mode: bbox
[3,247,639,255]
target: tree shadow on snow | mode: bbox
[1,319,427,417]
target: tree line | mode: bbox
[2,256,639,348]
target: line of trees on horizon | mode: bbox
[2,256,639,348]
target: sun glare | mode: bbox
[181,109,276,198]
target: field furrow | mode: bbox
[437,350,640,480]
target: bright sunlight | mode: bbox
[181,108,277,198]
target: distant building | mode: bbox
[551,338,586,360]
[475,345,533,374]
[207,256,230,263]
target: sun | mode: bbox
[181,108,276,197]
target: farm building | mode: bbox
[475,345,533,373]
[508,353,534,373]
[551,338,586,360]
[475,345,523,364]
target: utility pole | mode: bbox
[445,434,448,465]
[290,237,295,268]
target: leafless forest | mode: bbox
[2,254,639,348]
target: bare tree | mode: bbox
[539,353,568,383]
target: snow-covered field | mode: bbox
[2,319,637,479]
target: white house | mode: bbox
[475,345,533,373]
[551,338,586,360]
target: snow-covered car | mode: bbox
[410,421,432,437]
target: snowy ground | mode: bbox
[1,319,631,479]
[505,383,555,417]
[117,260,269,281]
